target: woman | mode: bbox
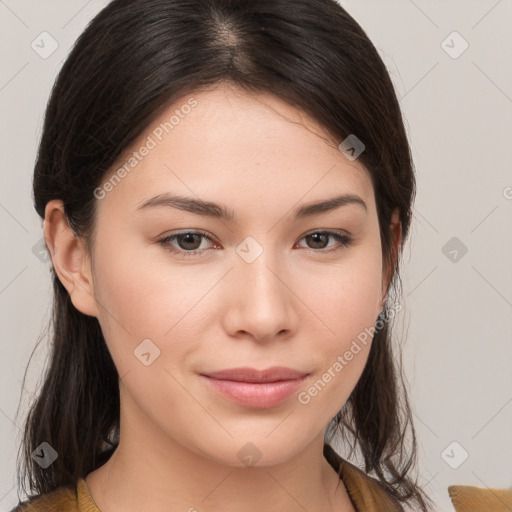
[12,0,434,510]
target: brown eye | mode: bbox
[298,231,353,252]
[305,232,329,249]
[158,231,216,257]
[175,233,203,250]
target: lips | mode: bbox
[199,366,310,408]
[200,366,309,383]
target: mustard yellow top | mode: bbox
[447,484,512,511]
[10,443,512,511]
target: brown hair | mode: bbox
[16,1,432,510]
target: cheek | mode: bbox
[90,235,187,369]
[297,301,377,419]
[297,245,384,339]
[294,247,383,409]
[90,232,227,382]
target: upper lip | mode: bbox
[200,366,309,383]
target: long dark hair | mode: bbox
[15,0,433,510]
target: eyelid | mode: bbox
[296,230,353,252]
[157,228,353,257]
[158,230,218,256]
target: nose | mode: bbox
[222,250,299,343]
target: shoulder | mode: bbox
[339,458,405,511]
[8,483,77,512]
[448,484,512,511]
[323,443,404,511]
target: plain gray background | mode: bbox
[1,1,511,511]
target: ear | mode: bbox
[43,199,99,317]
[380,208,402,308]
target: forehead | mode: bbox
[96,83,375,216]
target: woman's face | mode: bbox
[78,83,394,466]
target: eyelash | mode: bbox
[157,230,353,258]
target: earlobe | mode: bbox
[381,208,402,306]
[43,199,99,317]
[390,208,402,271]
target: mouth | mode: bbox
[200,366,309,383]
[199,366,310,408]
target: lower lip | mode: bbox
[200,375,308,408]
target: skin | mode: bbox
[44,82,401,512]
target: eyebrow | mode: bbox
[136,192,367,220]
